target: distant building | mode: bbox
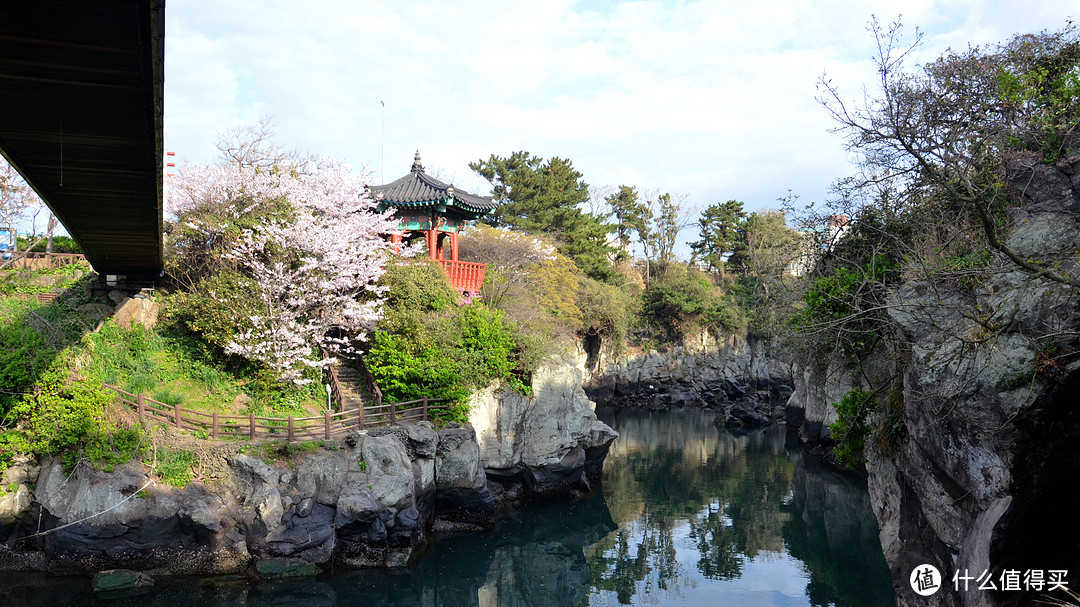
[786,214,849,277]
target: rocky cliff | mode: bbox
[582,330,793,429]
[787,152,1080,606]
[469,352,618,502]
[0,425,487,574]
[0,356,618,577]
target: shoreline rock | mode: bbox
[0,352,619,578]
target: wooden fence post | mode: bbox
[249,411,256,440]
[324,409,331,440]
[389,400,396,425]
[137,392,145,422]
[288,416,295,442]
[422,396,429,422]
[358,404,364,430]
[174,404,182,429]
[212,412,219,438]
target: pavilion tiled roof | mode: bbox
[367,152,497,215]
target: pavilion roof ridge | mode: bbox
[367,155,497,215]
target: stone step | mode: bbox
[331,361,378,410]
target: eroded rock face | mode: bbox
[112,296,160,330]
[583,332,793,432]
[790,152,1080,606]
[585,330,791,406]
[0,456,37,527]
[468,353,618,502]
[0,423,497,575]
[434,424,493,530]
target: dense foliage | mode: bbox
[364,260,533,419]
[828,389,878,468]
[166,158,396,385]
[471,151,616,282]
[458,225,637,362]
[16,235,82,254]
[640,264,744,342]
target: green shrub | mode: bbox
[577,276,637,359]
[380,258,458,316]
[151,448,198,487]
[0,361,132,470]
[167,270,261,355]
[64,426,145,474]
[16,235,82,254]
[6,364,112,455]
[828,389,878,468]
[641,265,741,342]
[794,254,898,357]
[0,288,98,416]
[366,300,533,419]
[367,331,471,405]
[458,304,517,387]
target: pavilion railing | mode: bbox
[103,384,450,442]
[438,259,485,294]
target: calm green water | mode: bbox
[1,408,894,606]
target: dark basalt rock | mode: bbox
[523,446,592,500]
[722,405,771,429]
[91,568,154,592]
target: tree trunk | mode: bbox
[46,213,57,253]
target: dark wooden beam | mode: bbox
[0,1,164,281]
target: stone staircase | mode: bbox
[331,361,376,410]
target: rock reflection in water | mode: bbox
[0,496,616,607]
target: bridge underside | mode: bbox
[0,1,165,284]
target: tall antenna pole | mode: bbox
[379,99,385,184]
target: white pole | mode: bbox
[379,99,385,184]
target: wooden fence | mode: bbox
[103,384,451,442]
[3,251,87,270]
[22,252,86,265]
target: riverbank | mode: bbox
[0,410,893,607]
[0,351,618,580]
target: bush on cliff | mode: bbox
[828,389,878,468]
[459,225,637,363]
[365,260,534,419]
[640,263,745,343]
[0,360,141,471]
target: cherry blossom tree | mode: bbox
[168,158,399,384]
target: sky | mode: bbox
[164,0,1080,243]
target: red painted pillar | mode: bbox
[427,229,437,260]
[436,232,445,260]
[450,232,459,261]
[391,232,402,254]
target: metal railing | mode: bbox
[103,384,451,442]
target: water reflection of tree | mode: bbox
[687,445,795,580]
[586,508,684,605]
[586,410,796,603]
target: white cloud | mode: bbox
[165,0,1080,243]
